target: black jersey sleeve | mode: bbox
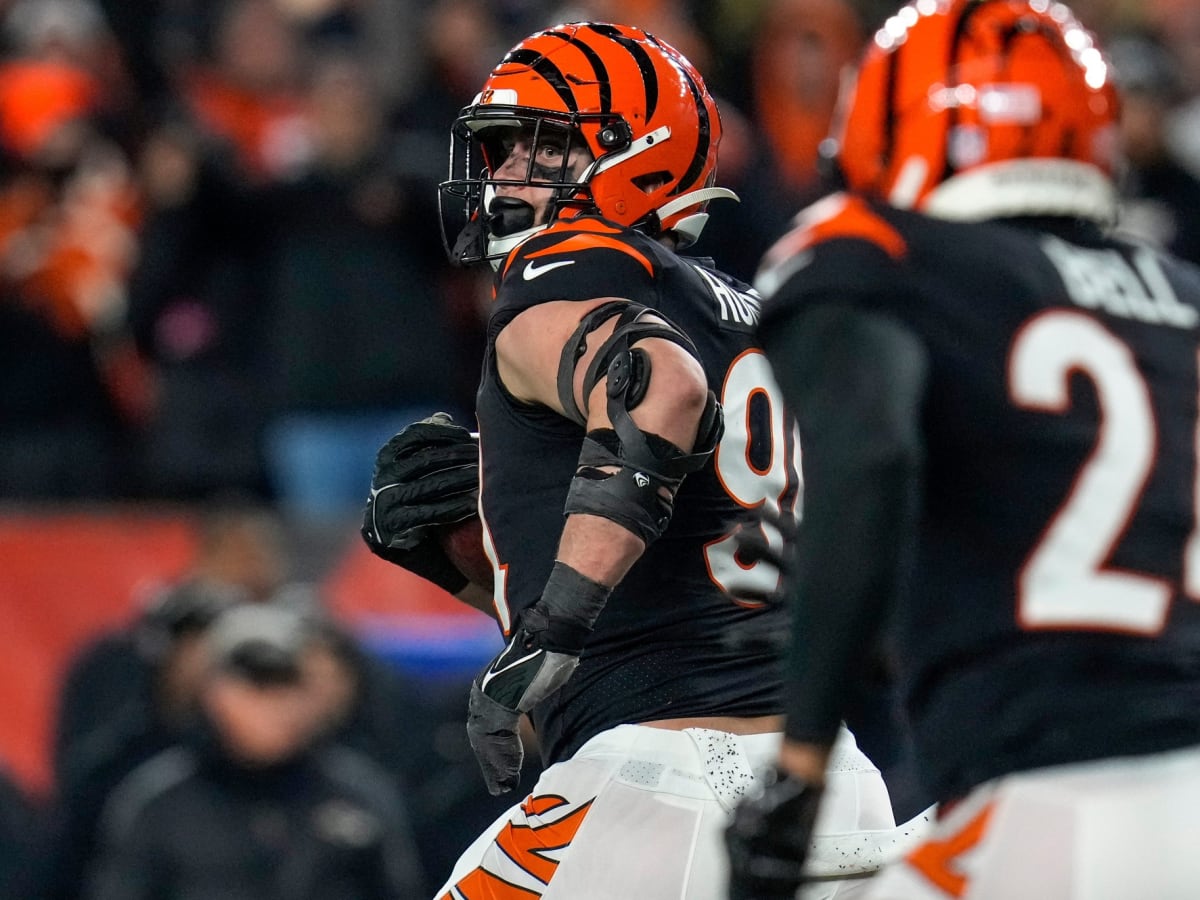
[757,297,929,747]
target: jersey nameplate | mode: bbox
[692,264,762,331]
[1042,236,1198,330]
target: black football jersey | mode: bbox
[475,215,794,765]
[759,193,1200,802]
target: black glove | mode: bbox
[467,562,611,795]
[725,770,824,900]
[361,412,479,594]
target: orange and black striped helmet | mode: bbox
[439,22,735,266]
[828,0,1119,222]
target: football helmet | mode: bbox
[828,0,1119,222]
[439,22,737,266]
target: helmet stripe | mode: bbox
[882,44,901,176]
[587,24,658,120]
[507,49,578,112]
[662,53,710,196]
[940,0,989,180]
[546,31,613,114]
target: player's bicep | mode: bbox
[496,300,708,449]
[494,298,617,412]
[584,334,709,451]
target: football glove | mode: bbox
[361,412,479,594]
[725,769,824,900]
[467,562,611,795]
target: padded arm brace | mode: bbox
[564,360,722,545]
[556,301,704,426]
[556,299,723,544]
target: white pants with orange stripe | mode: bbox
[435,722,926,900]
[863,742,1200,899]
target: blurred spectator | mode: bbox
[121,0,321,503]
[0,0,145,501]
[1110,31,1200,265]
[1,0,139,148]
[392,0,508,386]
[125,118,276,499]
[751,0,864,205]
[54,501,288,772]
[268,0,418,111]
[302,612,424,777]
[85,603,425,900]
[46,501,288,900]
[687,94,804,282]
[261,52,467,518]
[0,134,143,500]
[47,582,232,900]
[692,0,869,279]
[177,0,311,185]
[299,608,536,882]
[1148,0,1200,180]
[91,0,178,120]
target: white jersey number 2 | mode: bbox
[1009,310,1198,633]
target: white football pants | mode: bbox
[864,742,1200,899]
[435,722,930,900]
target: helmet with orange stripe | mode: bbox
[439,22,737,267]
[827,0,1119,223]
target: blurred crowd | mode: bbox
[2,0,1200,895]
[0,500,541,898]
[0,0,1198,515]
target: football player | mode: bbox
[726,0,1200,897]
[362,21,919,900]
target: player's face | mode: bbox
[491,126,592,225]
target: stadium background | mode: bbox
[0,0,1194,887]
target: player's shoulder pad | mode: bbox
[755,192,909,300]
[496,217,659,310]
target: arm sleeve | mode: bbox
[759,300,929,747]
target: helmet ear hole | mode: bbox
[632,171,672,194]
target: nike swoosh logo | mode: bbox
[523,259,575,281]
[480,648,542,692]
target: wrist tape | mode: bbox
[524,561,612,655]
